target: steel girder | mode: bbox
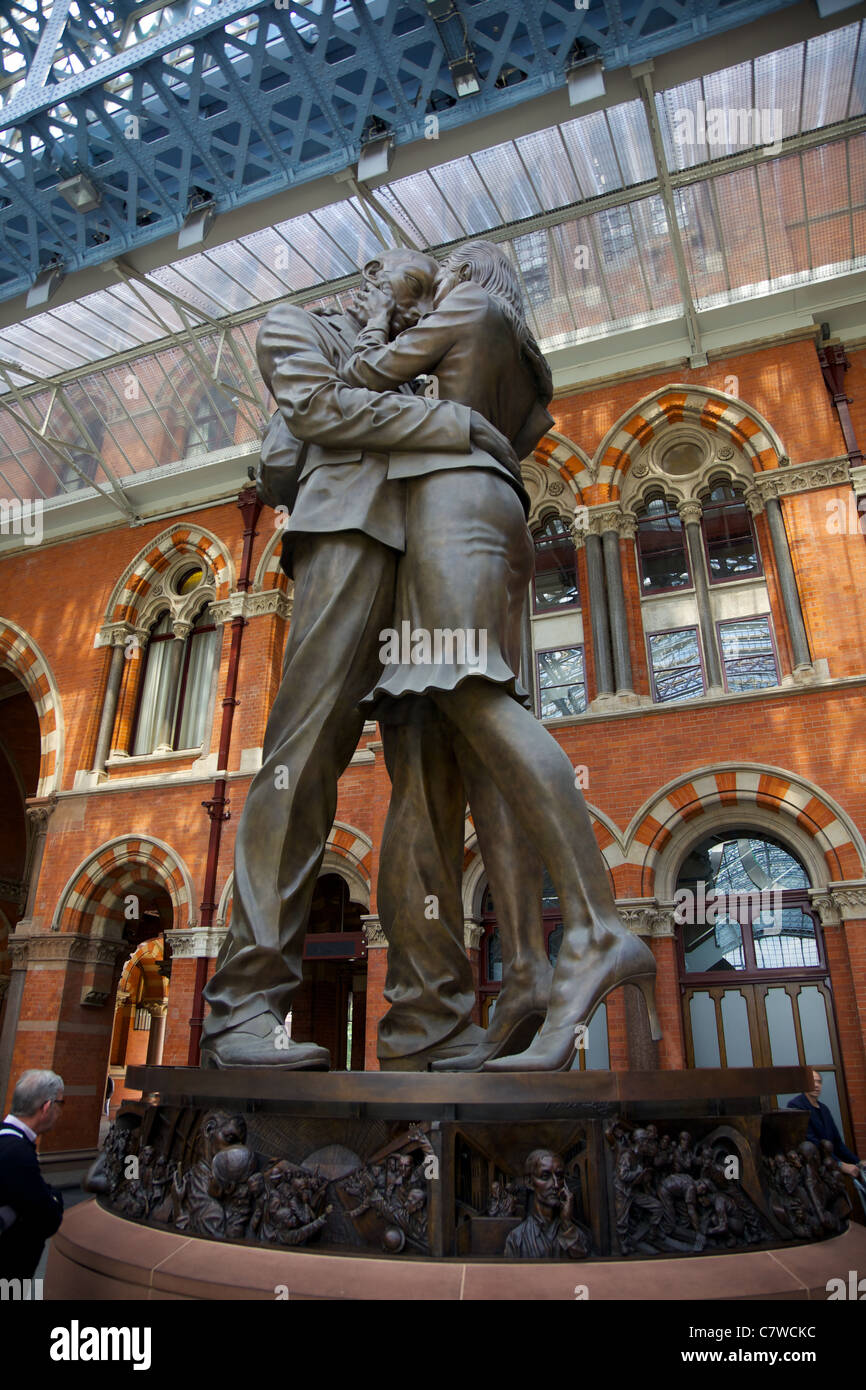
[0,0,800,303]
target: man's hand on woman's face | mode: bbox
[350,279,396,328]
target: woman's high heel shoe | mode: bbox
[430,1007,545,1071]
[483,934,661,1072]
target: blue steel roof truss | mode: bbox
[0,0,801,302]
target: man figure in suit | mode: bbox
[201,249,534,1069]
[0,1070,65,1279]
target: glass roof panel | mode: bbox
[757,153,809,286]
[470,143,542,223]
[383,170,469,245]
[0,321,88,374]
[754,41,804,141]
[674,184,729,303]
[655,77,706,172]
[802,23,859,131]
[197,240,290,305]
[559,109,626,196]
[248,226,320,292]
[94,283,186,337]
[161,253,262,315]
[605,100,656,186]
[698,167,769,300]
[803,142,854,270]
[427,157,500,235]
[850,26,866,117]
[146,266,231,319]
[40,300,136,357]
[282,212,358,280]
[515,127,585,207]
[701,61,755,159]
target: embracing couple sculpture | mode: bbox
[201,240,661,1073]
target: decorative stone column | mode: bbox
[161,926,222,1066]
[92,632,130,773]
[361,915,387,1072]
[145,1001,168,1067]
[109,627,149,759]
[678,499,724,694]
[22,796,56,921]
[464,919,483,1026]
[749,491,814,676]
[572,517,614,699]
[0,935,28,1110]
[153,619,190,753]
[596,508,636,699]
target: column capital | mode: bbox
[361,914,387,948]
[143,1000,169,1019]
[677,499,703,526]
[163,927,225,959]
[616,898,677,938]
[463,919,483,951]
[743,485,765,517]
[25,796,57,828]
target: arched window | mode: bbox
[131,600,218,755]
[531,514,579,612]
[675,829,852,1141]
[478,871,609,1070]
[635,491,690,593]
[700,482,761,583]
[185,388,237,458]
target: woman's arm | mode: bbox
[342,287,478,391]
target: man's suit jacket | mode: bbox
[0,1124,64,1278]
[255,303,473,572]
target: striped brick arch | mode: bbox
[532,432,593,499]
[105,525,235,627]
[54,837,194,936]
[624,765,866,897]
[217,823,373,926]
[461,805,623,916]
[253,527,290,595]
[593,386,788,500]
[0,619,63,796]
[118,936,166,1000]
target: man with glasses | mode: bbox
[0,1069,65,1278]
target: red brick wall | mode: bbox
[2,334,864,1153]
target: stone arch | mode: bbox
[102,524,235,630]
[593,385,788,500]
[0,618,64,796]
[253,526,290,595]
[216,822,373,926]
[460,802,623,917]
[623,764,866,897]
[54,835,195,936]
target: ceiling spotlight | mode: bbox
[450,57,481,98]
[566,49,605,107]
[56,172,101,213]
[26,260,65,309]
[358,124,394,182]
[178,197,217,250]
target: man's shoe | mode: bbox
[201,1013,330,1070]
[379,1023,488,1073]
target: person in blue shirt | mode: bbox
[788,1069,866,1214]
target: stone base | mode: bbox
[46,1200,866,1301]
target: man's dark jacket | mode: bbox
[787,1094,860,1166]
[0,1124,64,1278]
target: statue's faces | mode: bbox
[528,1152,566,1211]
[433,257,470,307]
[364,250,438,333]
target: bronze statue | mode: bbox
[503,1149,590,1259]
[201,247,550,1070]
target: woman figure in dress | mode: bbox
[344,240,660,1070]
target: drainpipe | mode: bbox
[818,342,864,470]
[187,485,262,1065]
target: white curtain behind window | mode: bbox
[176,617,219,748]
[133,612,177,755]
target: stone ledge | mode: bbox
[45,1201,866,1301]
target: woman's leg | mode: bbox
[432,678,659,1067]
